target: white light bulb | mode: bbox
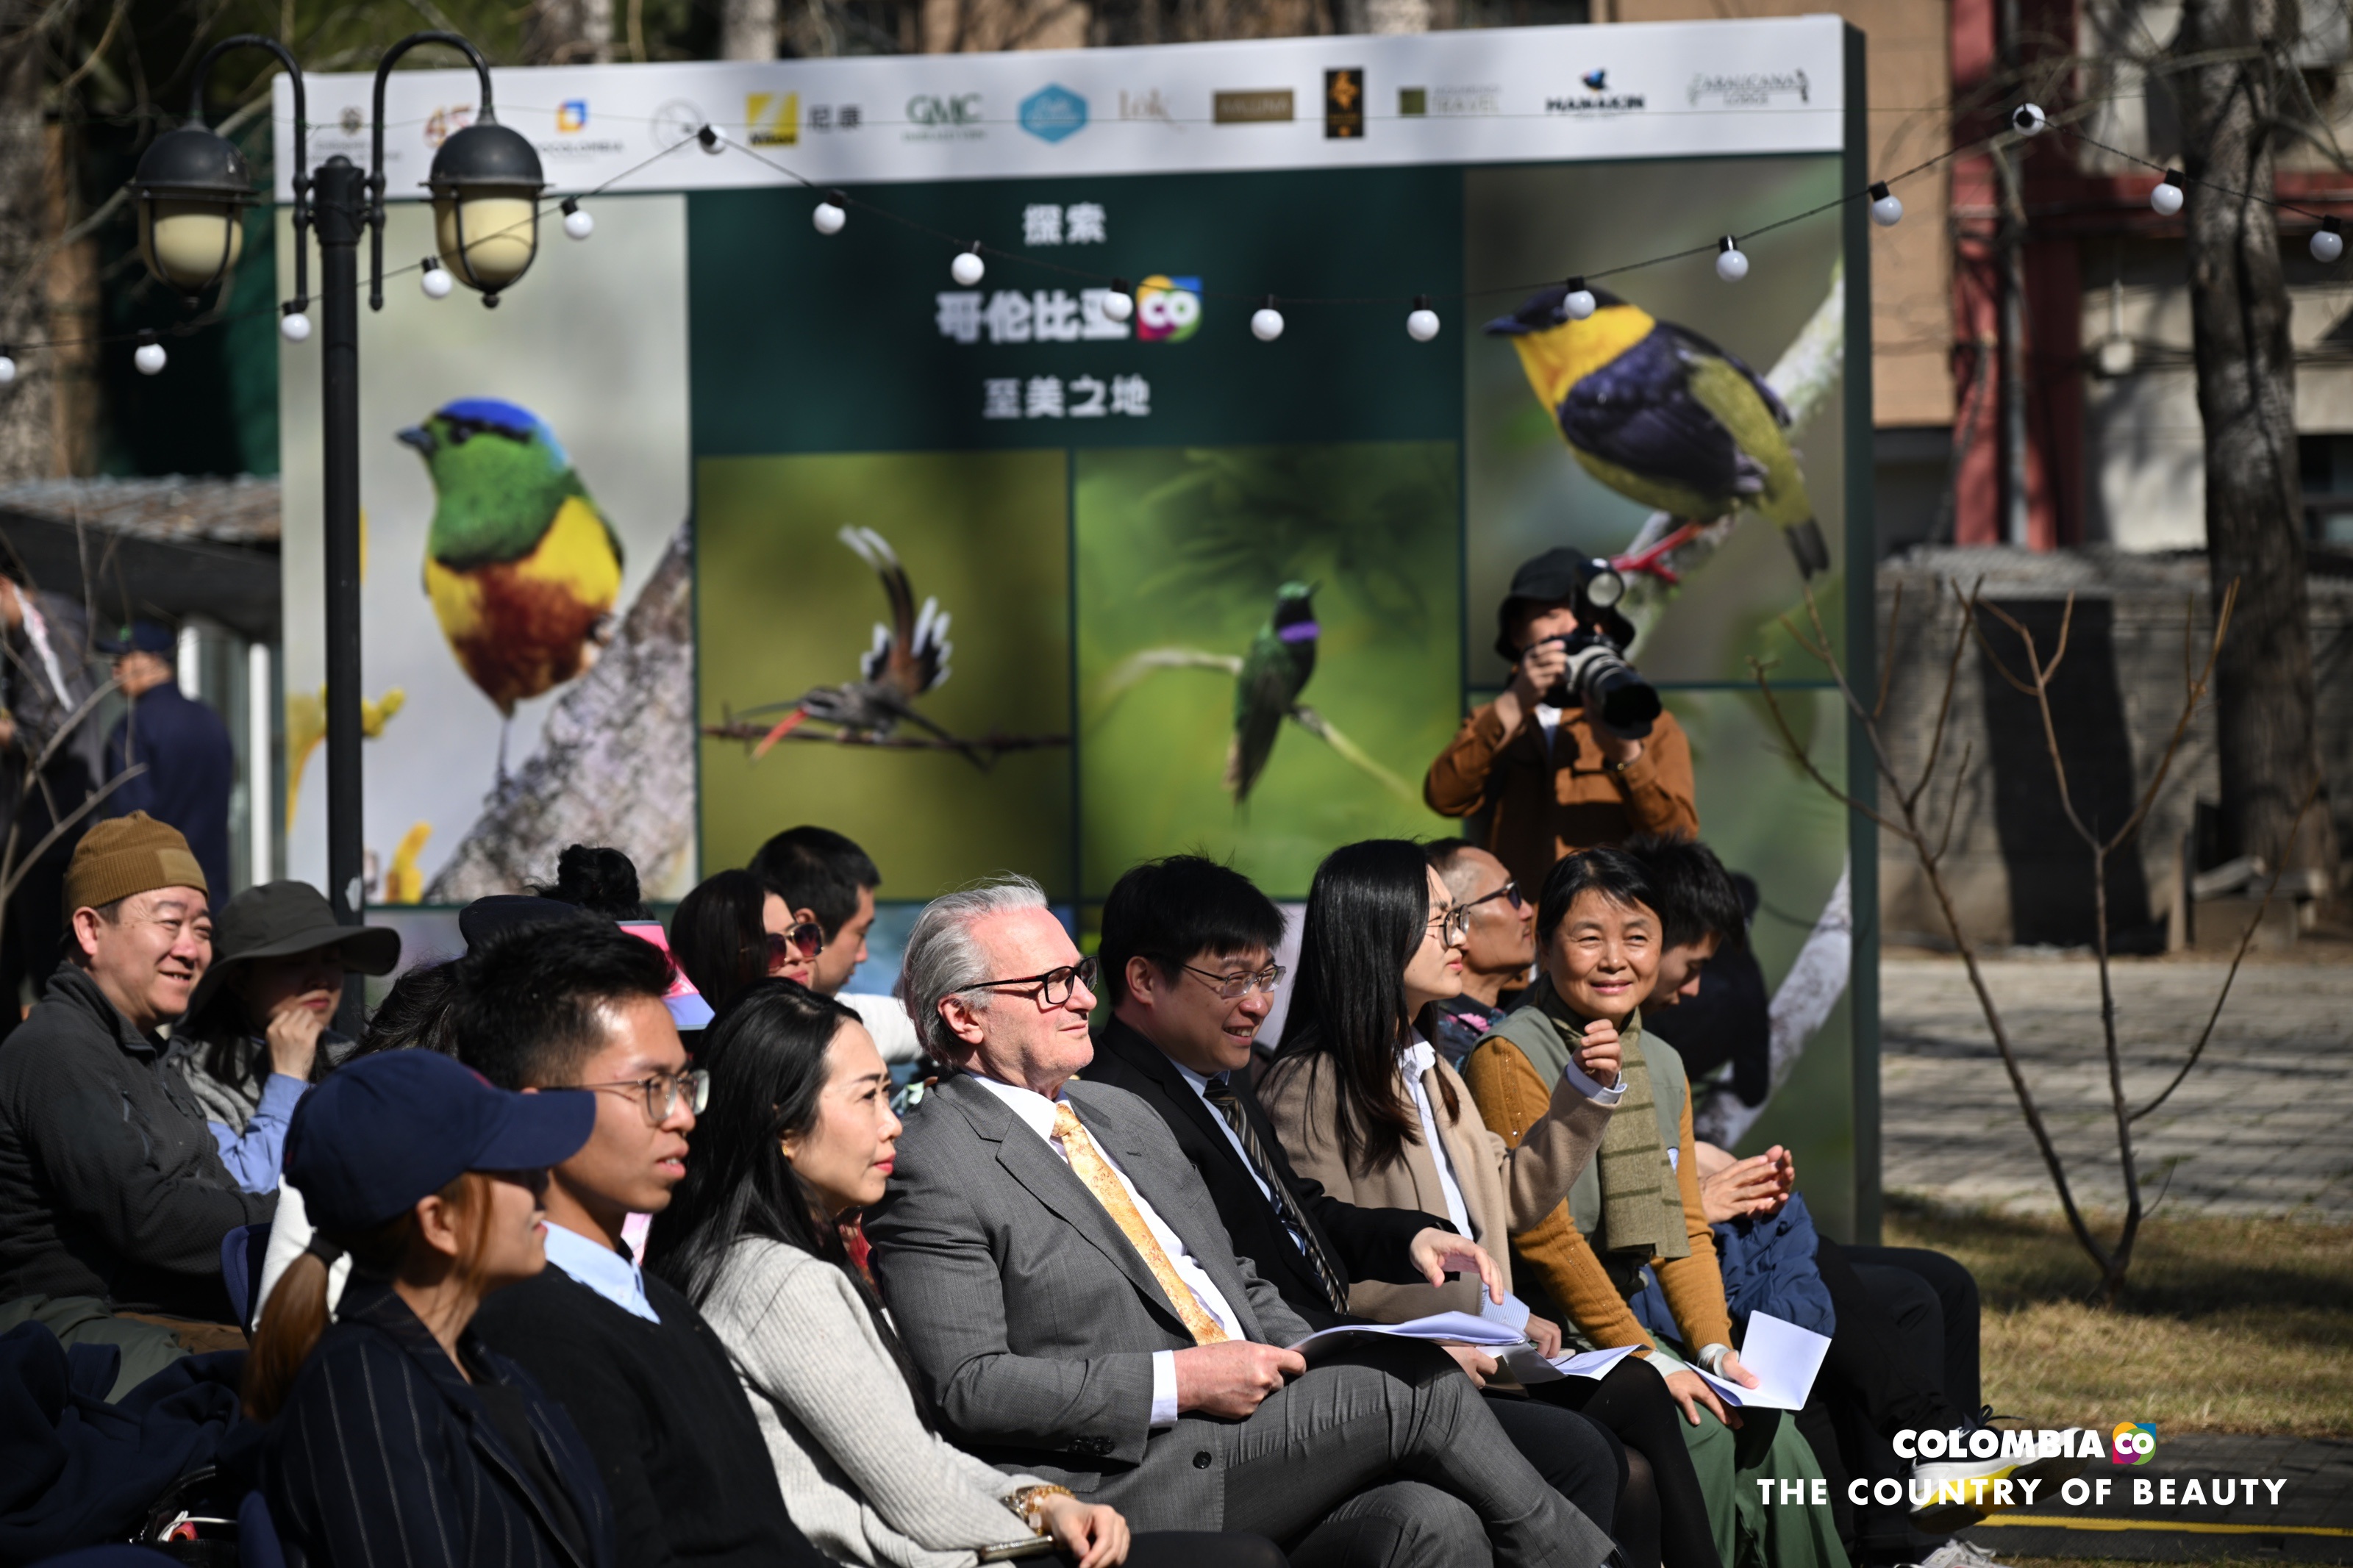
[2013,102,2048,137]
[812,201,846,235]
[1406,298,1440,341]
[950,248,985,286]
[1869,182,1903,227]
[563,202,595,240]
[135,340,167,376]
[279,311,312,343]
[1715,239,1749,282]
[2150,174,2185,217]
[699,124,729,154]
[1251,304,1285,342]
[421,265,454,299]
[1101,290,1134,323]
[2315,225,2346,263]
[0,354,15,386]
[1564,284,1597,320]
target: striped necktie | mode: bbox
[1199,1077,1349,1311]
[1050,1103,1230,1345]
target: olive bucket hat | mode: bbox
[182,879,402,1022]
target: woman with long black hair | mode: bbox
[643,980,1283,1568]
[1260,839,1718,1568]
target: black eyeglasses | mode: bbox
[1459,880,1527,915]
[958,954,1099,1006]
[576,1067,711,1124]
[1176,961,1288,1000]
[1427,906,1470,944]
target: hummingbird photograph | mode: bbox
[398,396,625,784]
[1227,580,1319,803]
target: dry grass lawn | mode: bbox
[1883,1198,2353,1439]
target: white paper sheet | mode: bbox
[1694,1312,1832,1411]
[1287,1311,1528,1355]
[1495,1342,1640,1386]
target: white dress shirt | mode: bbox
[544,1220,660,1323]
[969,1073,1242,1428]
[1395,1030,1627,1245]
[1168,1058,1313,1258]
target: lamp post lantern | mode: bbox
[132,33,545,1027]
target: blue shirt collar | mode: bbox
[542,1221,659,1324]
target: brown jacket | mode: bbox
[1461,1033,1732,1356]
[1258,1043,1613,1323]
[1422,704,1699,895]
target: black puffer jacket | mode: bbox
[0,963,274,1318]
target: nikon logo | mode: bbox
[746,92,798,146]
[1214,89,1294,123]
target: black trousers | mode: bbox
[1115,1535,1286,1568]
[1843,1245,1982,1414]
[1529,1356,1724,1568]
[1482,1387,1629,1542]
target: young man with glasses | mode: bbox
[1427,842,1539,1067]
[456,920,827,1568]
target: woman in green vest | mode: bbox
[1463,847,1848,1568]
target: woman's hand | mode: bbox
[1409,1228,1504,1303]
[1662,1367,1740,1429]
[1574,1017,1622,1088]
[263,1000,326,1082]
[1524,1313,1563,1359]
[1038,1496,1129,1568]
[1439,1342,1497,1388]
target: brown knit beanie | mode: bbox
[63,812,209,913]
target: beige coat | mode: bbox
[1260,1044,1613,1323]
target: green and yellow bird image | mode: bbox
[397,398,624,781]
[1227,581,1318,803]
[1486,285,1829,578]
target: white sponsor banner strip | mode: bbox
[271,15,1845,202]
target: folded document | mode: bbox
[1288,1311,1527,1355]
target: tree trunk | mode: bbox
[524,0,615,65]
[719,0,778,60]
[0,40,55,483]
[2175,0,2340,884]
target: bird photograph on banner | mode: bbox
[727,526,988,767]
[1486,283,1829,579]
[400,397,624,785]
[1096,579,1415,807]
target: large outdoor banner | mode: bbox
[279,16,1879,1232]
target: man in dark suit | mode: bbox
[100,622,233,901]
[1085,855,1635,1550]
[867,875,1615,1568]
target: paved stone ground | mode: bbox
[1880,953,2353,1220]
[1963,1433,2353,1562]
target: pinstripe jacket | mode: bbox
[265,1277,617,1568]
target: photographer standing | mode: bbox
[1425,548,1697,892]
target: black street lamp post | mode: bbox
[132,35,544,1025]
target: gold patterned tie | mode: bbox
[1051,1103,1230,1345]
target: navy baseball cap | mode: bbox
[97,620,177,656]
[285,1052,595,1236]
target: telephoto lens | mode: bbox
[1557,634,1661,738]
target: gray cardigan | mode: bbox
[699,1237,1047,1568]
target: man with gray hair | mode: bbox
[868,875,1615,1568]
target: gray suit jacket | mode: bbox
[867,1073,1313,1497]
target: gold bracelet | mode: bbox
[1005,1483,1074,1533]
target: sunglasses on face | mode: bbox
[958,953,1100,1007]
[1458,880,1527,915]
[766,922,826,967]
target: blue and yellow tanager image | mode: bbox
[1485,284,1829,578]
[397,398,625,779]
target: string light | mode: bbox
[950,242,985,286]
[1715,236,1749,282]
[1564,277,1597,318]
[1868,181,1903,227]
[1406,295,1440,342]
[1251,296,1285,341]
[813,193,846,235]
[2151,171,2185,216]
[2013,103,2048,136]
[562,197,594,240]
[0,348,14,385]
[134,331,166,376]
[696,124,727,154]
[2316,218,2344,263]
[420,258,455,298]
[280,305,312,342]
[1101,277,1135,323]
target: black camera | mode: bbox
[1535,559,1660,739]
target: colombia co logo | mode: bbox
[556,99,589,132]
[1582,69,1607,90]
[2111,1423,2157,1465]
[1020,85,1088,142]
[1325,69,1365,138]
[1135,276,1202,342]
[746,91,799,146]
